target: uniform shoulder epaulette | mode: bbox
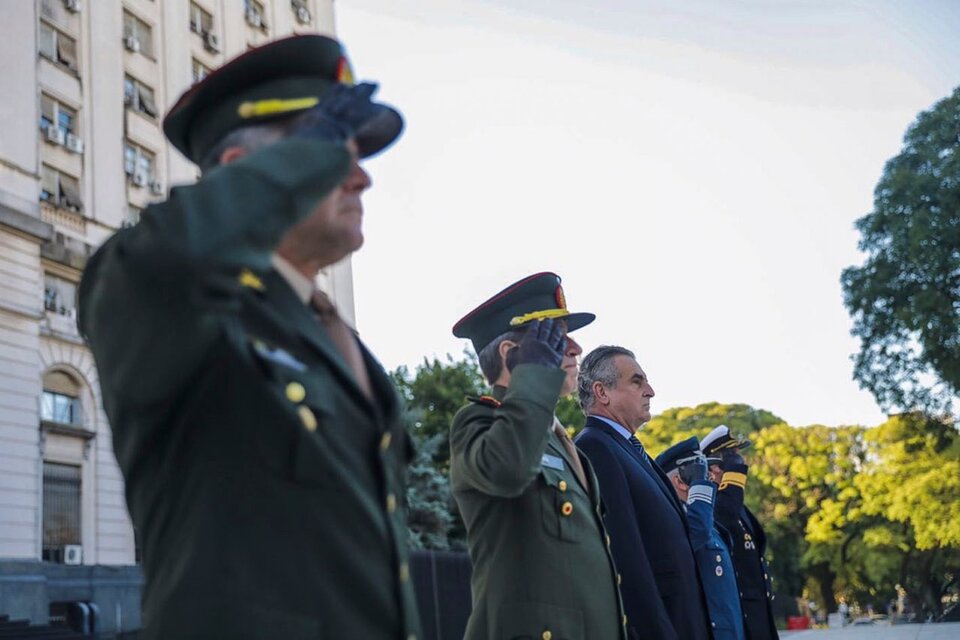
[467,395,501,409]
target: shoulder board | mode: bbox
[467,395,502,409]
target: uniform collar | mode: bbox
[271,253,313,305]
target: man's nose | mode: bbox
[646,383,655,397]
[565,335,582,356]
[345,161,372,191]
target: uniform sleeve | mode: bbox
[714,462,748,530]
[79,138,351,408]
[449,364,563,498]
[684,480,717,551]
[575,436,680,640]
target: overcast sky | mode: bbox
[335,0,960,427]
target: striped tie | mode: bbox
[628,435,647,460]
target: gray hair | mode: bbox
[198,120,291,172]
[577,345,635,412]
[477,329,526,385]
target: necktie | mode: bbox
[628,435,649,463]
[310,289,373,400]
[553,419,589,490]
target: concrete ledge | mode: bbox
[0,202,53,242]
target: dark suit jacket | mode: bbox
[715,464,779,640]
[79,138,421,640]
[450,372,626,640]
[576,417,711,640]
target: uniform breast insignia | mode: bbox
[468,395,501,408]
[716,565,724,577]
[238,268,265,291]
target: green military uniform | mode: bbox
[78,36,419,640]
[449,273,627,640]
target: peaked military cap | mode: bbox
[163,34,403,164]
[655,436,704,474]
[700,424,752,461]
[452,272,595,353]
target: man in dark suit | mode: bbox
[702,425,780,640]
[78,36,420,640]
[575,345,711,640]
[449,273,627,640]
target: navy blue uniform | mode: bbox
[715,464,779,640]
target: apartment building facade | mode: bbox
[0,0,346,631]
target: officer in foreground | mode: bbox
[449,273,627,640]
[79,35,420,639]
[702,425,780,640]
[657,437,746,640]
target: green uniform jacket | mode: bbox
[78,139,421,640]
[449,365,627,640]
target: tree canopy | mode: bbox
[841,85,960,417]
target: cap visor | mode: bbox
[355,104,403,158]
[564,312,596,333]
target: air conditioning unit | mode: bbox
[245,8,262,28]
[65,134,84,154]
[46,126,66,145]
[63,544,82,565]
[204,32,220,53]
[124,35,141,53]
[149,180,164,195]
[295,6,311,24]
[64,0,82,13]
[131,170,148,187]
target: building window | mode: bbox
[40,94,77,135]
[44,273,78,319]
[39,21,79,72]
[123,75,159,118]
[42,462,82,563]
[191,58,212,84]
[189,2,213,36]
[40,164,83,211]
[123,10,154,58]
[124,141,156,185]
[243,0,268,30]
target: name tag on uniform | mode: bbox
[252,341,308,372]
[541,453,565,471]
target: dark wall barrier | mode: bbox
[410,550,472,640]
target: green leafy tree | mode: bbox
[639,401,783,456]
[854,413,960,617]
[841,85,960,417]
[556,394,585,434]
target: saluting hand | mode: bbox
[505,319,566,371]
[287,82,382,145]
[721,449,745,470]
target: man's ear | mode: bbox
[592,381,609,405]
[219,145,248,166]
[497,339,515,365]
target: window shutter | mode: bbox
[58,35,78,70]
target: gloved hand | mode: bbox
[721,449,745,470]
[679,454,709,486]
[505,319,566,371]
[287,82,383,145]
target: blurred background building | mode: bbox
[0,0,344,632]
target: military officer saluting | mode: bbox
[702,425,780,640]
[79,36,420,639]
[657,437,746,640]
[449,273,627,640]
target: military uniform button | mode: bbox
[558,480,567,491]
[386,494,397,513]
[606,534,611,546]
[712,622,717,628]
[408,635,417,640]
[542,632,552,640]
[715,566,723,577]
[298,405,317,431]
[286,381,306,402]
[561,501,573,516]
[617,573,622,585]
[623,614,628,626]
[399,562,410,582]
[716,555,722,562]
[380,432,392,451]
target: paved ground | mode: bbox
[781,622,960,640]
